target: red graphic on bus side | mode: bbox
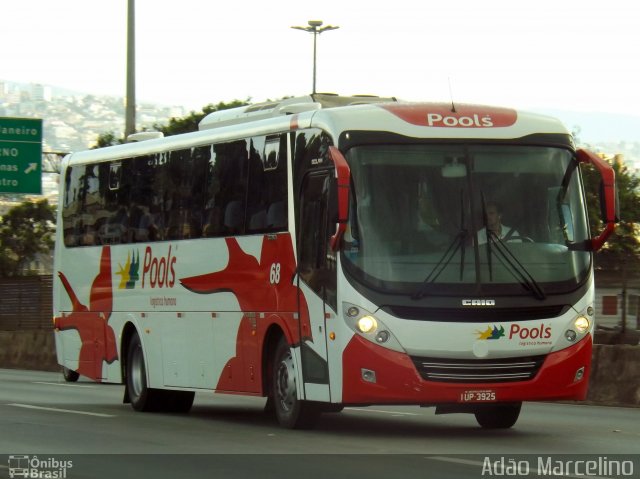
[56,246,118,380]
[181,235,311,340]
[180,235,312,391]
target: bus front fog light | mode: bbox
[587,306,594,317]
[574,316,590,333]
[375,330,390,343]
[574,367,585,382]
[361,368,377,383]
[357,315,378,334]
[565,330,577,342]
[346,306,360,318]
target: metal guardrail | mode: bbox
[0,275,53,330]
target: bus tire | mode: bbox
[126,331,164,412]
[474,402,522,429]
[322,404,344,413]
[163,390,195,413]
[272,337,320,429]
[62,367,80,382]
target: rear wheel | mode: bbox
[62,367,79,383]
[474,402,522,429]
[272,338,320,429]
[163,389,195,413]
[127,331,164,412]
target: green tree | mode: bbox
[156,99,250,136]
[0,200,56,277]
[93,131,124,149]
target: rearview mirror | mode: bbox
[328,146,351,251]
[575,149,618,251]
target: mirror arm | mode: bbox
[575,148,618,251]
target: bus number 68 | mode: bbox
[269,263,281,285]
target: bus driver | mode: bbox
[476,202,521,244]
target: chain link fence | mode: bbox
[0,275,53,330]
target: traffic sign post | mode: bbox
[0,117,43,194]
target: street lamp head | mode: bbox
[291,19,340,94]
[318,25,339,33]
[291,20,340,33]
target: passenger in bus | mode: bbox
[476,202,521,244]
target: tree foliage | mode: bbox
[0,200,56,277]
[155,99,250,136]
[93,131,124,149]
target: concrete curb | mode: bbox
[587,344,640,406]
[1,330,638,406]
[0,330,59,372]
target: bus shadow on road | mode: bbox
[185,402,546,441]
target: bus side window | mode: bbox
[203,140,249,237]
[246,134,288,235]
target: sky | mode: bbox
[3,0,640,118]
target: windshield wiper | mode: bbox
[412,190,468,300]
[487,231,547,300]
[411,229,468,300]
[480,192,493,281]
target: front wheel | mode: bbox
[474,402,522,429]
[62,367,79,383]
[272,338,320,429]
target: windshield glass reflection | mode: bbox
[342,144,590,296]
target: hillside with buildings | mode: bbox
[0,80,185,210]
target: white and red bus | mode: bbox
[53,94,617,429]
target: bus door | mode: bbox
[297,170,337,402]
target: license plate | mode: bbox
[460,390,496,402]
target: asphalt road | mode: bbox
[0,368,638,479]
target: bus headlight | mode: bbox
[357,315,378,333]
[342,302,405,352]
[574,316,590,333]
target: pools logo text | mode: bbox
[476,324,552,341]
[117,245,177,289]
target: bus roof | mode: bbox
[307,101,570,142]
[198,93,397,130]
[65,97,570,167]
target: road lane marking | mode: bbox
[345,407,419,416]
[33,381,98,388]
[6,403,115,418]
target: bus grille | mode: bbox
[411,355,546,383]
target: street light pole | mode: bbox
[291,20,339,94]
[125,0,136,138]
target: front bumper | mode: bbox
[342,333,592,404]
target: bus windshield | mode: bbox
[342,144,591,297]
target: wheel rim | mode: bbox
[275,349,296,413]
[130,344,145,398]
